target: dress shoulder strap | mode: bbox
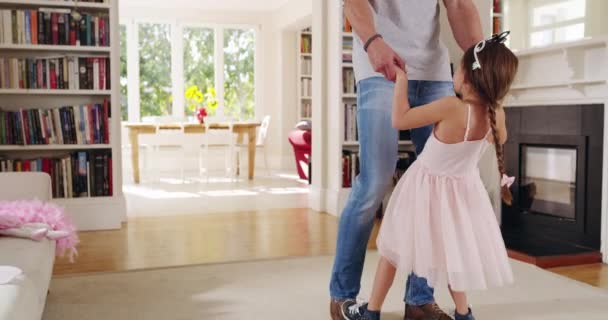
[463,104,472,141]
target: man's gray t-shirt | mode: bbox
[353,0,452,82]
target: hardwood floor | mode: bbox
[549,263,608,288]
[54,209,607,290]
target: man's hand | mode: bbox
[366,37,405,82]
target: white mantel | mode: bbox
[504,37,608,263]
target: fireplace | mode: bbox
[502,105,604,257]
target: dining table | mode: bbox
[124,121,261,184]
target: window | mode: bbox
[138,23,172,117]
[119,24,128,121]
[529,0,586,47]
[183,27,215,116]
[223,28,256,120]
[119,22,257,121]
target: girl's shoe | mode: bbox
[341,300,380,320]
[454,308,475,320]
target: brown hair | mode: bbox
[461,40,519,205]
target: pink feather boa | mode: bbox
[0,200,78,261]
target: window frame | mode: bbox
[527,0,587,48]
[120,19,259,122]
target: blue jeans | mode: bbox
[329,77,455,304]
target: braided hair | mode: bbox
[461,38,518,205]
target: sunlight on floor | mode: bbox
[122,170,310,217]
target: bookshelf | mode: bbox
[297,27,313,121]
[493,0,504,34]
[0,0,125,231]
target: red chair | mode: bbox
[288,129,311,180]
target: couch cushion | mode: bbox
[0,238,55,320]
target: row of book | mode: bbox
[0,150,113,198]
[300,58,312,75]
[0,9,110,47]
[343,150,415,189]
[300,101,311,119]
[493,0,503,13]
[493,17,502,34]
[0,56,111,90]
[0,100,110,146]
[343,53,352,64]
[343,37,353,51]
[300,34,312,54]
[344,103,358,142]
[342,150,359,188]
[301,78,312,98]
[343,69,356,94]
[344,17,352,33]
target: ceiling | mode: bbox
[121,0,293,11]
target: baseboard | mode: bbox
[309,186,326,213]
[53,195,126,231]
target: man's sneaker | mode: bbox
[404,302,453,320]
[341,300,381,320]
[454,308,475,320]
[330,299,353,320]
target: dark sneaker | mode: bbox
[330,299,353,320]
[404,302,453,320]
[341,300,380,320]
[454,308,475,320]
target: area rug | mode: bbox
[43,252,608,320]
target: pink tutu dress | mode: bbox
[377,105,513,291]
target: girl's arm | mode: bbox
[392,68,460,130]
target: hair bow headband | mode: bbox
[501,174,515,188]
[472,31,510,71]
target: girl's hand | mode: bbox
[395,64,408,81]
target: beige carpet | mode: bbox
[43,252,608,320]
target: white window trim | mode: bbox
[527,0,587,48]
[121,19,259,121]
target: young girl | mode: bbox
[342,32,519,320]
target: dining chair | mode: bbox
[237,115,271,176]
[198,116,238,182]
[140,116,187,182]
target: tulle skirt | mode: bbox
[376,161,513,291]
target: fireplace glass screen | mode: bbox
[520,146,577,219]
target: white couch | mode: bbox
[0,173,56,320]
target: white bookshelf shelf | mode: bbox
[342,63,353,68]
[301,74,312,78]
[342,93,356,98]
[0,144,111,151]
[0,44,111,53]
[343,32,353,38]
[301,96,312,99]
[301,53,312,57]
[53,196,115,204]
[0,89,112,95]
[0,0,111,10]
[301,31,312,36]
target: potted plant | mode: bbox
[185,85,218,124]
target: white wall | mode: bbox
[265,0,313,170]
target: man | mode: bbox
[330,1,484,319]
